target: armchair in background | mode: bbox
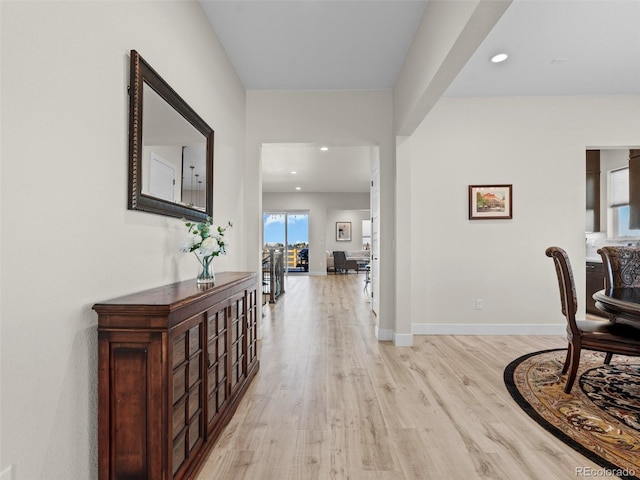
[332,251,358,274]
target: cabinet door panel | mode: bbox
[112,346,149,477]
[189,325,200,355]
[188,385,201,419]
[173,332,186,367]
[100,334,164,480]
[172,432,186,476]
[586,262,605,316]
[229,293,246,394]
[218,335,226,359]
[188,415,202,454]
[246,289,258,367]
[206,303,230,429]
[586,150,600,232]
[171,317,205,479]
[173,397,186,439]
[188,355,201,388]
[629,150,640,229]
[173,362,187,401]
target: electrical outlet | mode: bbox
[475,299,484,310]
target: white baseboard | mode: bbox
[393,333,413,346]
[375,328,413,346]
[411,323,566,336]
[375,326,393,341]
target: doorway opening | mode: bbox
[260,142,379,316]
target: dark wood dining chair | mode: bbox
[597,246,640,364]
[598,246,640,289]
[545,246,640,393]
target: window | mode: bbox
[609,167,640,238]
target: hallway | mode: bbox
[197,274,596,479]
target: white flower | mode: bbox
[181,217,232,259]
[199,236,220,256]
[180,236,194,252]
[180,234,202,252]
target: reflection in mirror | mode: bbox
[141,84,207,210]
[128,50,214,222]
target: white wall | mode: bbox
[407,95,640,335]
[395,136,413,344]
[263,192,369,274]
[326,209,371,253]
[1,1,248,478]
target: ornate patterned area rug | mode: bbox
[504,349,640,479]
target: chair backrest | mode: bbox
[333,251,346,269]
[598,246,640,289]
[545,247,580,335]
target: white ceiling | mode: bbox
[445,0,640,97]
[200,0,427,90]
[261,143,371,193]
[200,0,640,193]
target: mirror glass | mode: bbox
[128,50,214,221]
[141,84,207,210]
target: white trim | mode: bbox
[393,333,413,346]
[375,326,393,341]
[411,323,566,336]
[309,270,328,276]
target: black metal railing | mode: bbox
[262,248,285,304]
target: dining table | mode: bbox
[593,288,640,324]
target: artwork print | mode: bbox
[336,222,352,241]
[469,185,512,220]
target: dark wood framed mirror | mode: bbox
[128,50,214,222]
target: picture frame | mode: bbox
[469,184,513,220]
[336,222,352,241]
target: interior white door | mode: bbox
[148,152,176,202]
[370,146,380,314]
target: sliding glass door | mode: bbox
[263,211,309,273]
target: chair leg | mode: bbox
[564,344,581,394]
[561,344,572,374]
[604,352,613,364]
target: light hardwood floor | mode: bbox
[196,273,604,479]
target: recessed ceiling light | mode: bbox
[490,53,508,63]
[290,171,297,175]
[295,186,301,191]
[320,146,329,151]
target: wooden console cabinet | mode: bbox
[93,272,259,480]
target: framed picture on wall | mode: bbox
[336,222,352,241]
[469,184,513,220]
